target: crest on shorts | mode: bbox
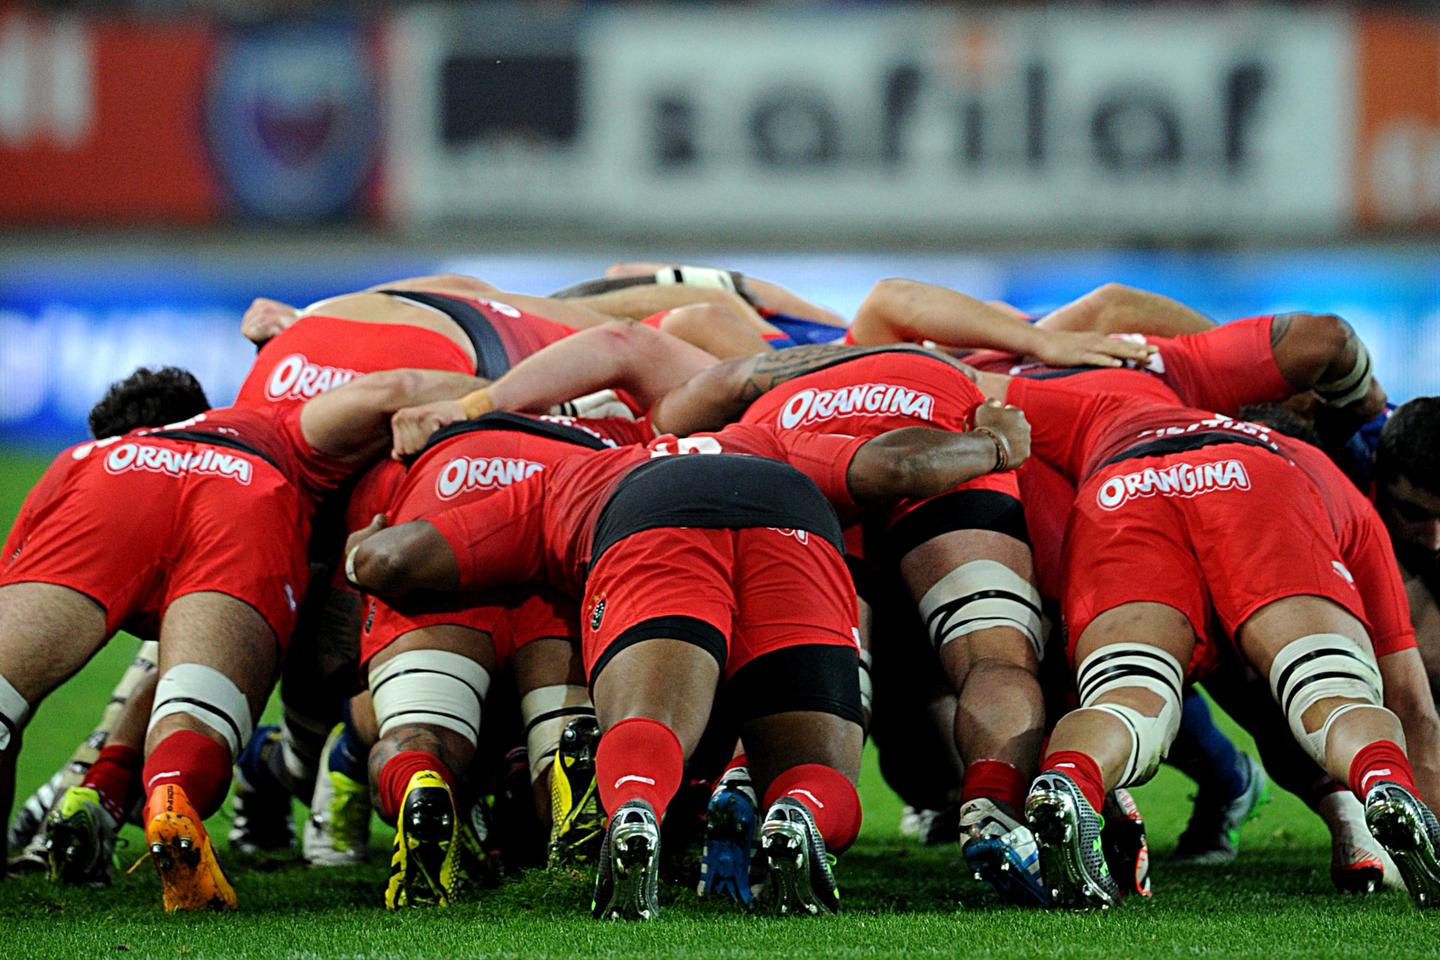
[589,595,606,631]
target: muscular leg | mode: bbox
[365,624,495,823]
[899,530,1043,815]
[509,637,590,829]
[1236,597,1406,792]
[0,584,109,837]
[145,592,278,818]
[1044,603,1194,800]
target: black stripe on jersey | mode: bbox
[416,411,614,462]
[379,289,511,378]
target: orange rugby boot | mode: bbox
[142,783,238,911]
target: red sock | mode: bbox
[1041,749,1107,813]
[764,763,863,854]
[142,731,231,818]
[377,751,455,822]
[1349,740,1418,801]
[82,743,142,823]
[596,717,684,818]
[961,759,1027,817]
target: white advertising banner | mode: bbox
[385,7,1353,238]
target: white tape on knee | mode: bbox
[1268,633,1384,765]
[0,672,31,752]
[858,647,874,717]
[917,560,1044,659]
[521,684,595,782]
[1076,643,1185,785]
[148,664,253,756]
[370,650,491,747]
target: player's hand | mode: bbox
[391,400,466,458]
[1034,329,1156,368]
[241,298,299,344]
[973,399,1031,469]
[345,513,389,561]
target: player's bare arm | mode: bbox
[1037,283,1217,337]
[849,278,1155,368]
[844,401,1031,503]
[345,519,458,598]
[299,368,487,461]
[1269,313,1387,420]
[388,322,717,456]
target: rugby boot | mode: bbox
[1025,771,1121,909]
[1320,789,1400,893]
[142,783,237,912]
[44,786,118,886]
[1172,754,1268,865]
[456,796,501,889]
[592,799,662,921]
[302,724,371,867]
[385,770,459,909]
[696,765,758,906]
[959,797,1048,907]
[758,797,840,916]
[1364,781,1440,908]
[1101,788,1151,899]
[548,716,605,867]
[8,768,65,869]
[229,726,295,858]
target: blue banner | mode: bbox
[2,249,1437,448]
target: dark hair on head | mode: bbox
[88,366,210,439]
[1377,397,1440,496]
[1237,403,1321,448]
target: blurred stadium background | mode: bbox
[3,1,1440,453]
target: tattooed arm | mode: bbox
[650,343,942,435]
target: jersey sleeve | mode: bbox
[282,405,363,499]
[1158,315,1293,414]
[425,474,548,592]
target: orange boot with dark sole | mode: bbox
[143,783,237,912]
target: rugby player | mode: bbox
[990,366,1440,909]
[2,363,485,908]
[345,405,1030,919]
[348,411,650,907]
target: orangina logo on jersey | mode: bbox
[265,353,361,401]
[434,457,544,500]
[1096,459,1250,511]
[777,383,935,429]
[102,442,254,485]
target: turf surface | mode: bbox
[1,450,1435,957]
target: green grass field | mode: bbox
[0,450,1435,958]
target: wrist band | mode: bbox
[344,545,362,588]
[459,388,494,420]
[973,426,1010,472]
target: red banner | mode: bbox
[0,11,221,223]
[1355,14,1440,227]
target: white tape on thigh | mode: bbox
[1268,633,1384,764]
[521,684,595,781]
[857,647,874,716]
[1076,643,1185,785]
[917,560,1044,659]
[0,672,31,752]
[369,650,491,746]
[148,664,254,756]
